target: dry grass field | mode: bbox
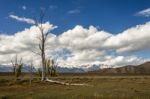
[0,74,150,99]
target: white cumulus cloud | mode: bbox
[1,17,150,68]
[104,22,150,53]
[0,22,57,67]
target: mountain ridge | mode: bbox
[0,61,150,74]
[91,61,150,74]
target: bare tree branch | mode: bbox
[30,49,41,56]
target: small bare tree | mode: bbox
[29,61,34,85]
[11,55,23,80]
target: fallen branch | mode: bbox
[46,78,91,86]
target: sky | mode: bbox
[0,0,150,68]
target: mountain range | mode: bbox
[91,61,150,74]
[0,64,109,73]
[0,64,101,73]
[0,61,150,74]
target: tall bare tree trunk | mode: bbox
[34,9,53,81]
[40,26,46,81]
[41,44,46,81]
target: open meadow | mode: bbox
[0,74,150,99]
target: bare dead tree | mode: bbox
[33,9,50,81]
[30,9,90,86]
[11,55,23,79]
[11,60,16,75]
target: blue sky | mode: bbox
[0,0,150,67]
[0,0,150,35]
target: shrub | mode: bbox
[37,68,42,77]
